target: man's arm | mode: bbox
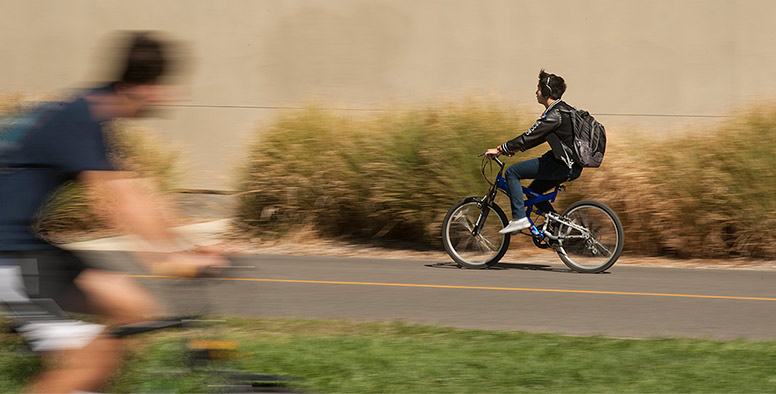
[499,111,562,155]
[79,171,180,250]
[78,170,227,274]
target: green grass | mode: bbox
[2,318,774,393]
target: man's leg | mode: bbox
[527,158,583,214]
[500,158,544,233]
[528,179,563,214]
[503,158,541,220]
[26,252,161,393]
[504,154,582,228]
[26,336,121,394]
[75,269,161,326]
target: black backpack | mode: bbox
[561,107,606,168]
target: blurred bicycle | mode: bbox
[1,258,300,393]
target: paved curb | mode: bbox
[60,219,232,252]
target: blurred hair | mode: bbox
[538,69,566,100]
[117,32,171,85]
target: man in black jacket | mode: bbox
[483,70,583,234]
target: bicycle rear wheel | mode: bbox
[556,200,624,273]
[442,197,510,269]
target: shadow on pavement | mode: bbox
[425,261,570,272]
[491,262,568,272]
[425,261,611,274]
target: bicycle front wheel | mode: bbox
[556,200,624,273]
[442,197,510,269]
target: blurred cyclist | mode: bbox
[0,32,226,393]
[483,69,583,234]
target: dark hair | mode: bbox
[538,69,566,100]
[118,32,168,85]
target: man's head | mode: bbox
[536,69,566,105]
[112,32,177,117]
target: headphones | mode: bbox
[544,76,553,97]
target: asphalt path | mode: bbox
[82,251,776,341]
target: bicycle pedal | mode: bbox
[187,339,240,360]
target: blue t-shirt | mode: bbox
[0,93,114,251]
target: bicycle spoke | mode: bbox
[556,202,622,273]
[455,235,473,251]
[475,234,498,252]
[443,200,508,268]
[591,238,613,256]
[452,211,475,232]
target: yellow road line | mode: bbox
[120,274,776,302]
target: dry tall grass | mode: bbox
[236,102,776,259]
[235,103,537,244]
[565,106,776,258]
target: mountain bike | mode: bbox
[441,155,624,273]
[0,261,299,393]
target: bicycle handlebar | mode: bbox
[478,152,505,170]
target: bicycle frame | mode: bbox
[475,156,566,240]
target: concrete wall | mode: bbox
[2,0,775,189]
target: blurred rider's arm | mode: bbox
[79,170,228,275]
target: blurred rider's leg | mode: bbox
[23,261,161,393]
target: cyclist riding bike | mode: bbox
[483,69,583,234]
[0,32,227,393]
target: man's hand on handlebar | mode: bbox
[483,146,514,158]
[482,148,501,158]
[151,250,230,278]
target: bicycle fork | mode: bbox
[472,200,491,237]
[472,190,499,237]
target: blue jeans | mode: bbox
[504,152,582,219]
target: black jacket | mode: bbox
[500,100,576,168]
